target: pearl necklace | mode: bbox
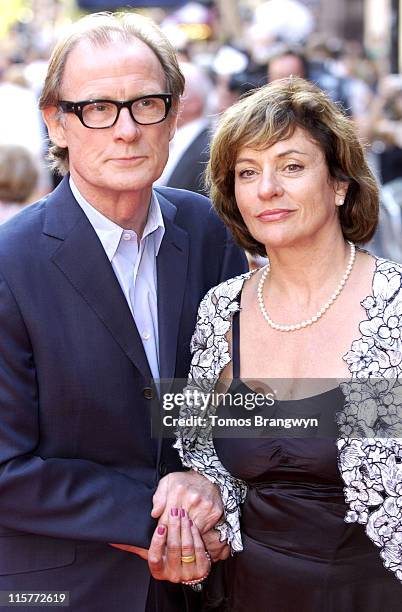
[257,241,356,332]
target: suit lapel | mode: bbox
[43,177,152,380]
[156,191,189,382]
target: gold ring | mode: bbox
[181,554,196,564]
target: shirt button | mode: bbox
[122,233,131,241]
[142,331,151,340]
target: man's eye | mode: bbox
[93,104,110,112]
[139,99,155,108]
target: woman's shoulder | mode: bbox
[373,255,402,275]
[370,255,402,304]
[199,270,256,314]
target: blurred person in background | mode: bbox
[267,45,351,114]
[370,74,402,185]
[0,62,50,196]
[210,46,256,114]
[155,61,212,195]
[0,144,39,223]
[306,37,374,141]
[366,75,402,262]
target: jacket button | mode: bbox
[143,387,154,400]
[159,462,168,476]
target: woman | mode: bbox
[175,78,402,610]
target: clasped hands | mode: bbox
[110,470,230,583]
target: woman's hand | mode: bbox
[148,508,211,583]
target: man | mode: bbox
[267,46,350,114]
[156,62,212,195]
[0,13,247,612]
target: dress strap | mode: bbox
[232,307,241,379]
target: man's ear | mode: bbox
[42,106,68,148]
[168,100,180,141]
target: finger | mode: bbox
[148,524,167,578]
[151,476,169,518]
[191,522,211,578]
[219,545,230,561]
[191,504,223,534]
[109,543,149,560]
[156,505,174,528]
[180,510,196,581]
[154,481,185,522]
[202,528,228,562]
[166,507,182,581]
[206,542,230,562]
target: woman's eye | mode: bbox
[285,163,303,172]
[238,169,255,178]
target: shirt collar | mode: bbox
[69,176,165,261]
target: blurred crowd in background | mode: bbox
[1,0,402,261]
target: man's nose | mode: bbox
[113,107,140,141]
[258,170,283,199]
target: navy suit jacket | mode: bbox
[0,177,247,611]
[166,127,210,196]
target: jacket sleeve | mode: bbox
[0,274,156,549]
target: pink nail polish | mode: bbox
[171,507,178,516]
[180,508,185,518]
[157,526,165,535]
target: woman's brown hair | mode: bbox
[207,77,379,256]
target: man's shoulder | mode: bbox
[0,196,48,248]
[155,186,223,230]
[155,185,211,211]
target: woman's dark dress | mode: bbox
[212,310,402,612]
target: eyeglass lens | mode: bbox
[82,97,167,127]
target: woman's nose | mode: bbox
[258,170,283,199]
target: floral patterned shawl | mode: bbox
[174,257,402,583]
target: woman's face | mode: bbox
[234,126,347,250]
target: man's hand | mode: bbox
[108,543,148,561]
[152,471,223,534]
[202,528,230,562]
[148,509,210,583]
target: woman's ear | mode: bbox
[334,181,349,207]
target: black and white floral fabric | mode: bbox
[174,259,402,582]
[338,258,402,582]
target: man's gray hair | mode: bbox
[39,11,185,176]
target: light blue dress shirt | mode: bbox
[69,177,165,380]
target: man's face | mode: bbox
[43,38,177,208]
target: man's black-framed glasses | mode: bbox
[58,94,173,129]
